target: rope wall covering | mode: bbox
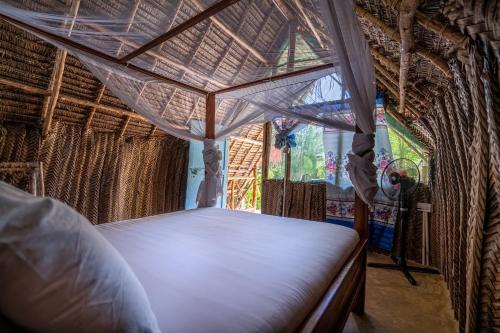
[0,121,188,224]
[421,41,498,331]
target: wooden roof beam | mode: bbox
[215,63,335,95]
[41,0,81,138]
[381,0,465,44]
[375,76,421,118]
[84,83,106,131]
[354,6,452,78]
[119,0,245,63]
[0,13,208,96]
[0,77,51,95]
[373,60,430,108]
[398,0,419,117]
[118,115,131,138]
[190,0,267,64]
[370,47,432,101]
[230,136,263,146]
[273,0,325,49]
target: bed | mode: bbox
[97,208,368,333]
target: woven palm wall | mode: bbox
[356,1,499,331]
[0,121,188,224]
[261,180,326,222]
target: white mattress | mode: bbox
[96,208,359,333]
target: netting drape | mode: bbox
[0,0,377,205]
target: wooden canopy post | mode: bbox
[262,122,272,181]
[352,126,369,315]
[252,167,257,208]
[206,93,216,140]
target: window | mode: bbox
[290,125,325,182]
[268,125,286,179]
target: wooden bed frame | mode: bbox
[298,186,369,333]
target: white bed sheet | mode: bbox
[96,208,359,333]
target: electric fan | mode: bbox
[368,158,439,285]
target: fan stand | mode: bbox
[368,182,439,286]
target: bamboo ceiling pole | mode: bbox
[119,115,131,138]
[0,78,51,95]
[355,6,451,78]
[375,76,421,117]
[41,0,80,138]
[190,0,268,63]
[84,83,106,131]
[292,0,324,48]
[398,0,419,117]
[382,0,465,44]
[371,48,432,106]
[42,49,67,138]
[0,13,209,95]
[373,62,426,113]
[121,0,251,62]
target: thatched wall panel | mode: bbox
[0,121,187,225]
[262,180,326,222]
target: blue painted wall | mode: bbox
[185,139,229,209]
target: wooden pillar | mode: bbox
[352,125,370,239]
[230,179,235,209]
[262,122,272,180]
[252,167,257,208]
[352,126,369,315]
[205,92,216,139]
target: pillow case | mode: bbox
[0,181,160,333]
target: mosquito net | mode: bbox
[0,0,377,206]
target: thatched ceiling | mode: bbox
[0,0,496,204]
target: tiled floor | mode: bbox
[344,253,459,333]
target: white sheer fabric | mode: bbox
[0,0,377,205]
[196,139,223,208]
[319,0,378,205]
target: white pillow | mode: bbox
[0,181,161,333]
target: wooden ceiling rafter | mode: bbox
[397,0,419,119]
[231,136,263,146]
[86,0,145,136]
[375,75,421,118]
[215,63,335,95]
[84,83,106,131]
[355,5,452,78]
[41,0,80,138]
[190,0,268,63]
[370,47,432,105]
[0,13,208,96]
[374,62,428,111]
[119,0,245,63]
[160,21,215,120]
[181,4,260,127]
[381,0,465,45]
[0,75,171,134]
[219,8,280,127]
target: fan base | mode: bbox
[368,256,439,286]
